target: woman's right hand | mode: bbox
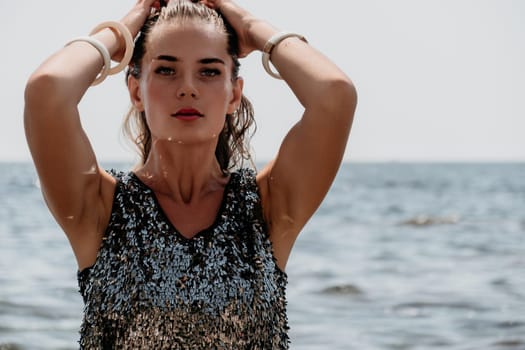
[198,0,278,58]
[106,0,158,61]
[122,0,160,36]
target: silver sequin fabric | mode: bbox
[77,169,289,349]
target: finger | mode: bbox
[198,1,217,10]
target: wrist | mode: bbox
[245,18,279,52]
[261,32,308,80]
[90,21,134,74]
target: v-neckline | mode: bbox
[130,171,235,242]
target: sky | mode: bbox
[2,0,524,163]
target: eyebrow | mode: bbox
[156,55,225,65]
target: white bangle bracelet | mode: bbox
[90,21,135,76]
[66,36,111,86]
[262,31,307,80]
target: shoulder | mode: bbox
[233,167,257,188]
[226,167,261,214]
[100,169,152,211]
[105,169,134,183]
[96,168,155,225]
[102,169,145,194]
[233,167,262,198]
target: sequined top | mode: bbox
[77,169,289,349]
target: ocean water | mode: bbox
[0,162,524,349]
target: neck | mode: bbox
[135,139,229,204]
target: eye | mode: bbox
[200,68,221,77]
[154,66,175,76]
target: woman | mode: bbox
[24,0,356,348]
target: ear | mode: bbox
[227,76,244,114]
[128,74,144,112]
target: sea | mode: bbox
[0,162,524,350]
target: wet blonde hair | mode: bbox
[124,0,255,172]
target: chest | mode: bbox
[88,224,279,315]
[155,190,224,240]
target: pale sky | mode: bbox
[3,0,524,163]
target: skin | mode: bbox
[128,21,243,237]
[24,0,357,273]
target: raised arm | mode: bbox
[203,0,357,270]
[24,1,157,269]
[262,37,356,270]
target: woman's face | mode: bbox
[129,20,242,147]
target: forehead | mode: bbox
[146,22,230,62]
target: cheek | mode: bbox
[213,82,234,107]
[141,81,170,115]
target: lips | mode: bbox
[172,108,204,121]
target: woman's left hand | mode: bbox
[196,0,273,57]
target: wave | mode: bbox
[0,344,24,350]
[321,284,364,296]
[491,339,525,348]
[399,214,460,227]
[392,300,489,313]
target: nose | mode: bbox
[177,76,198,99]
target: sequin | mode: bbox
[77,169,289,349]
